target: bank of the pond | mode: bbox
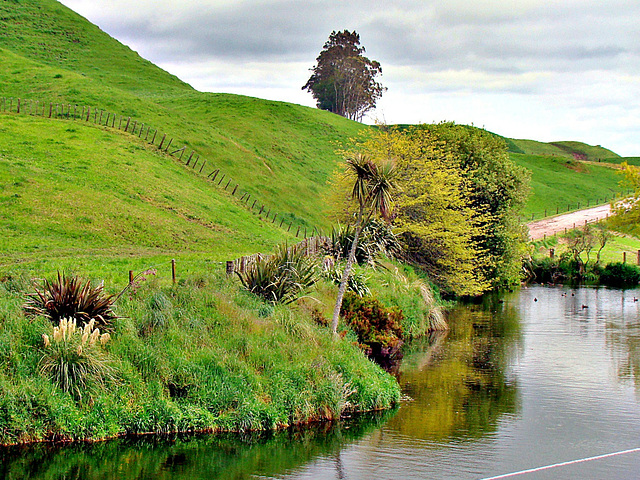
[0,272,401,446]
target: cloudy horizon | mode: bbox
[58,0,640,156]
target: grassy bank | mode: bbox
[0,269,401,446]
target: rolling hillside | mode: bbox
[0,0,365,247]
[0,0,631,277]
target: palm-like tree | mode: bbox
[331,153,396,335]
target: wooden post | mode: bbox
[164,138,173,152]
[210,170,219,182]
[125,117,131,132]
[17,98,20,114]
[218,174,226,186]
[118,116,123,129]
[145,126,150,141]
[279,217,284,228]
[296,226,301,237]
[139,124,144,137]
[232,184,238,195]
[199,161,206,173]
[129,270,134,284]
[50,103,53,118]
[99,111,103,124]
[131,121,137,134]
[623,252,627,263]
[259,205,265,215]
[252,200,257,209]
[226,261,235,276]
[179,148,185,160]
[224,179,231,190]
[151,130,157,144]
[637,250,640,266]
[171,259,176,284]
[287,222,292,232]
[550,248,555,259]
[186,151,194,166]
[158,133,167,149]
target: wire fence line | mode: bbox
[0,96,321,239]
[225,235,331,276]
[520,192,634,223]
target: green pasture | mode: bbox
[512,153,624,218]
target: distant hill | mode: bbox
[509,139,619,162]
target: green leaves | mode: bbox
[235,245,318,305]
[303,30,385,121]
[24,272,118,330]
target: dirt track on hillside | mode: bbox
[527,204,612,240]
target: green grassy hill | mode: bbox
[510,138,619,161]
[511,153,624,218]
[0,0,365,253]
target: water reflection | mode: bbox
[386,295,522,442]
[0,412,394,480]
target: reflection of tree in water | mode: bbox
[606,317,640,394]
[387,296,522,441]
[0,411,395,480]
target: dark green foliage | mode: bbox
[340,292,404,354]
[236,245,318,304]
[326,220,400,266]
[600,262,640,287]
[303,30,384,121]
[23,272,118,330]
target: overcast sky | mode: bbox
[58,0,640,156]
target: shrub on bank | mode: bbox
[599,262,640,287]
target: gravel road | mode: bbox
[527,204,612,240]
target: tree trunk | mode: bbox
[331,205,364,335]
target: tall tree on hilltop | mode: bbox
[303,30,385,122]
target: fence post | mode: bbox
[637,250,640,266]
[550,248,555,259]
[226,261,235,276]
[171,259,176,284]
[129,270,134,284]
[623,252,627,263]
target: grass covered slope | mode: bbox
[0,114,301,279]
[0,0,365,231]
[510,138,619,161]
[511,153,624,218]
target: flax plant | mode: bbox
[40,317,113,402]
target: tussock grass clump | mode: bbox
[236,245,318,304]
[24,272,118,330]
[40,317,113,402]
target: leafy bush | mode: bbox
[340,292,404,364]
[40,317,113,402]
[24,272,118,330]
[236,245,317,304]
[325,220,400,266]
[600,262,640,287]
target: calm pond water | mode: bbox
[3,285,640,479]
